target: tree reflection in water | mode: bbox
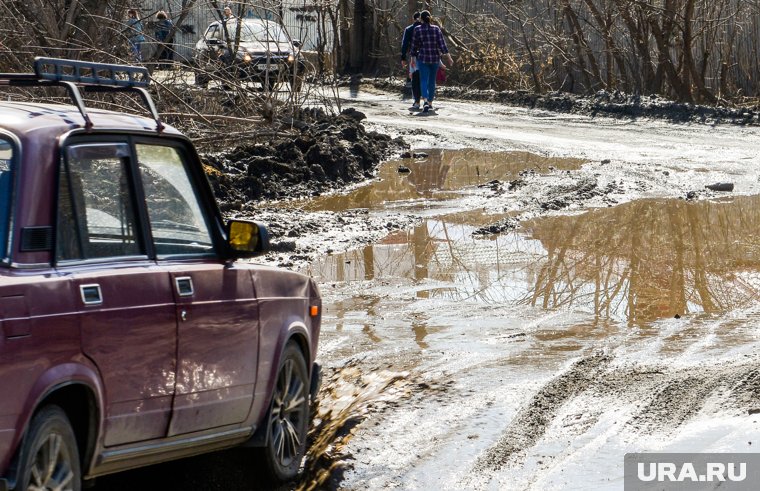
[526,196,760,326]
[296,148,586,213]
[310,196,760,327]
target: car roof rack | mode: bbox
[0,57,164,132]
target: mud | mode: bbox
[370,78,760,126]
[288,89,760,489]
[201,108,405,207]
[476,353,613,470]
[297,363,417,491]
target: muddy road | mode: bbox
[98,88,760,490]
[295,88,760,490]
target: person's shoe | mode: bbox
[423,101,430,113]
[410,102,420,111]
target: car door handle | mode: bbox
[80,284,103,305]
[175,277,194,297]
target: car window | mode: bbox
[249,22,289,43]
[223,21,290,43]
[135,144,214,256]
[0,138,13,259]
[206,24,220,41]
[57,143,144,261]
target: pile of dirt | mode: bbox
[201,108,406,212]
[370,78,760,125]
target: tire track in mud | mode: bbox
[597,360,760,433]
[475,352,612,471]
[475,354,760,475]
[625,375,719,433]
[731,368,760,412]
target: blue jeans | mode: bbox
[129,41,142,62]
[418,62,439,104]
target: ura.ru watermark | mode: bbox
[624,453,760,490]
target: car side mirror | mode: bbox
[207,38,222,46]
[292,40,301,48]
[227,219,270,256]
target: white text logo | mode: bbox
[637,462,747,482]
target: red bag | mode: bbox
[436,66,446,84]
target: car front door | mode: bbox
[57,141,177,447]
[134,142,259,436]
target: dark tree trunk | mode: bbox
[349,0,367,72]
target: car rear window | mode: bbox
[57,143,144,261]
[0,137,13,260]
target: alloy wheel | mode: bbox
[27,432,76,491]
[269,356,307,468]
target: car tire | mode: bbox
[257,342,310,483]
[194,71,210,87]
[290,74,303,93]
[17,405,81,491]
[265,75,278,92]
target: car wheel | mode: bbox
[194,71,210,87]
[265,75,278,92]
[17,405,81,491]
[259,342,309,483]
[290,74,303,93]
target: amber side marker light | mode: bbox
[310,306,319,317]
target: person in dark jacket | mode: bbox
[400,12,422,110]
[411,10,453,113]
[155,10,174,68]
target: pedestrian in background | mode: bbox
[154,10,174,68]
[411,10,453,113]
[401,11,422,110]
[223,6,235,21]
[126,9,145,62]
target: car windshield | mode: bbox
[225,21,290,44]
[0,138,13,260]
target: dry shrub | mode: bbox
[449,42,530,91]
[0,1,336,154]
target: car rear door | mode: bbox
[57,141,177,447]
[133,141,259,436]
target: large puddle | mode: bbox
[296,149,760,488]
[308,195,760,327]
[296,148,585,213]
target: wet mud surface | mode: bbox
[370,78,760,126]
[98,88,760,489]
[202,108,404,206]
[294,88,760,489]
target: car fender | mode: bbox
[248,313,311,423]
[284,316,313,359]
[244,316,311,446]
[6,360,104,475]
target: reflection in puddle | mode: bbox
[299,148,585,212]
[309,196,760,327]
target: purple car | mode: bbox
[0,58,321,490]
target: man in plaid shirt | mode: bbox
[411,10,453,112]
